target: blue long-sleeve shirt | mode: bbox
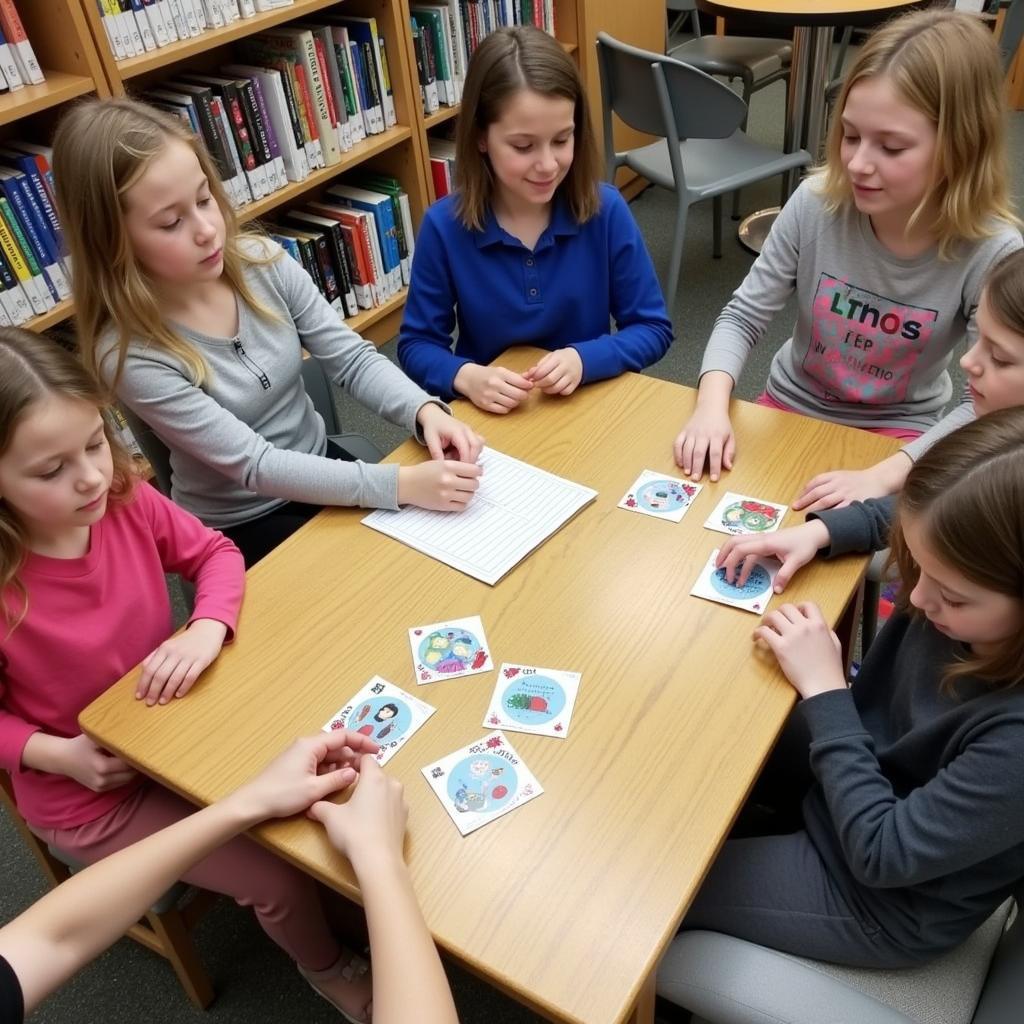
[397,184,673,399]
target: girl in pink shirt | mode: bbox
[0,329,371,1022]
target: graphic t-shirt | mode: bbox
[701,181,1021,446]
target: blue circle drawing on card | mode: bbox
[636,479,695,514]
[344,697,413,744]
[418,627,481,674]
[501,674,566,725]
[710,562,772,600]
[446,753,518,815]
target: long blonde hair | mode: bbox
[454,25,600,231]
[0,329,137,631]
[816,8,1015,258]
[53,97,276,390]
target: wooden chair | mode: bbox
[0,771,216,1009]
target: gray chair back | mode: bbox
[973,889,1024,1023]
[120,405,173,496]
[1000,0,1024,75]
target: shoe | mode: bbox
[299,949,373,1023]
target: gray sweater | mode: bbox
[101,241,443,528]
[701,181,1022,460]
[799,498,1024,959]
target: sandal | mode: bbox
[299,949,373,1024]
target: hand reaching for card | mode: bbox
[524,348,583,396]
[753,603,847,699]
[717,519,831,592]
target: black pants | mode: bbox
[221,441,354,569]
[680,711,914,968]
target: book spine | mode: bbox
[245,74,288,185]
[4,171,68,298]
[237,78,279,191]
[0,0,44,83]
[0,198,47,313]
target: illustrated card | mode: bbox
[408,615,493,684]
[322,676,436,766]
[421,732,543,836]
[618,470,702,522]
[690,548,780,615]
[703,491,788,536]
[483,664,581,739]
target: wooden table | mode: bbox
[698,0,923,252]
[82,351,899,1024]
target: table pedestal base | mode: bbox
[738,206,780,255]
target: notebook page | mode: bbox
[362,448,597,584]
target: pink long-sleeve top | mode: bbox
[0,482,245,829]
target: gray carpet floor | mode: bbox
[5,51,1024,1024]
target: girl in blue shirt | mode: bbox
[398,26,673,412]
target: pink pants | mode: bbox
[32,782,341,972]
[754,392,923,442]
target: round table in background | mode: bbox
[697,0,924,252]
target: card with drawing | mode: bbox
[618,470,702,522]
[408,615,494,684]
[421,732,543,836]
[703,491,788,536]
[690,548,781,615]
[322,676,435,766]
[483,664,581,738]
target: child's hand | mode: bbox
[524,348,584,396]
[416,403,484,463]
[453,363,533,414]
[674,405,736,481]
[226,730,380,825]
[753,603,847,700]
[308,756,408,871]
[136,618,228,706]
[793,454,912,512]
[717,519,831,592]
[58,734,139,792]
[397,459,482,511]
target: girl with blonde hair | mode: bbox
[674,8,1021,507]
[397,25,672,412]
[54,97,483,567]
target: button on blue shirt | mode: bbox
[398,183,673,400]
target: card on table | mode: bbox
[421,732,543,836]
[408,615,494,684]
[703,491,788,536]
[617,470,702,522]
[690,548,781,615]
[322,676,436,766]
[483,663,581,738]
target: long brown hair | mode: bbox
[815,8,1016,258]
[52,97,277,391]
[0,329,137,630]
[889,406,1024,690]
[454,25,600,231]
[982,248,1024,337]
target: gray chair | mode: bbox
[597,33,811,311]
[999,0,1024,76]
[121,357,383,497]
[656,894,1022,1024]
[666,0,792,219]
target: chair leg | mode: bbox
[664,196,690,313]
[733,77,755,220]
[146,907,215,1010]
[712,194,723,259]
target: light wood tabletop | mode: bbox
[697,0,923,27]
[81,351,899,1024]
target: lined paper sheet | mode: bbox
[362,448,598,585]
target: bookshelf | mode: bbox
[406,0,665,202]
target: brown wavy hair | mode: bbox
[52,97,278,392]
[815,8,1016,258]
[454,25,600,231]
[982,248,1024,337]
[0,329,137,631]
[889,406,1024,691]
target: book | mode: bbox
[325,183,400,297]
[329,26,367,143]
[352,173,415,286]
[329,16,397,129]
[0,196,48,314]
[0,2,39,83]
[306,201,381,307]
[285,209,359,316]
[412,8,455,106]
[0,169,69,300]
[410,22,439,114]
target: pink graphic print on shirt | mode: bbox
[803,273,939,404]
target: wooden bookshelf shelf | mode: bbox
[0,71,97,125]
[348,287,407,335]
[423,105,459,130]
[25,299,75,333]
[108,0,346,80]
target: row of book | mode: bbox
[0,142,69,328]
[94,1,297,62]
[428,137,456,199]
[265,174,415,318]
[410,0,556,116]
[0,1,44,93]
[143,16,398,210]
